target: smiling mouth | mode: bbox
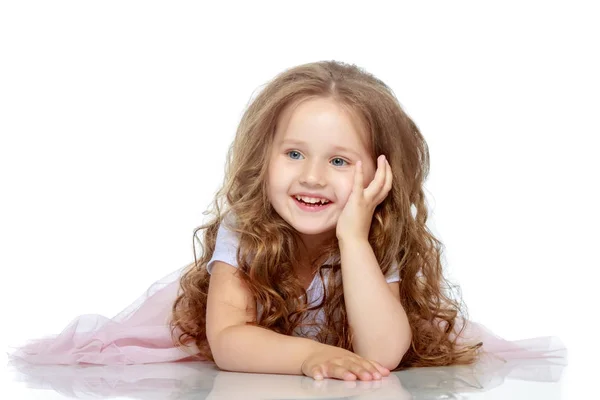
[291,195,333,209]
[293,195,331,205]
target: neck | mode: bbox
[297,230,335,269]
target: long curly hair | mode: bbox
[169,60,482,369]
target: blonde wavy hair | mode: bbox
[169,60,482,369]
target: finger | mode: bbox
[346,362,377,381]
[374,159,393,205]
[364,155,386,199]
[369,360,391,376]
[385,159,393,191]
[327,364,358,381]
[310,365,325,380]
[353,160,364,195]
[359,360,384,380]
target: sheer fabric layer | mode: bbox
[8,266,566,367]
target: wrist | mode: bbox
[338,236,370,250]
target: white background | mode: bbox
[0,1,598,398]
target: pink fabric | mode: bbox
[8,267,201,365]
[7,266,567,372]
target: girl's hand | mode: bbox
[336,155,392,243]
[301,345,391,381]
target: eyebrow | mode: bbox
[280,140,361,157]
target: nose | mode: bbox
[299,159,326,187]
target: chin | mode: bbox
[289,222,336,238]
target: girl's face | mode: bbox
[267,97,376,240]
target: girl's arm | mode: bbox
[206,261,322,374]
[207,261,391,380]
[339,238,412,370]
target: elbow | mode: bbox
[207,327,234,371]
[211,342,236,372]
[382,360,401,371]
[359,342,410,371]
[211,344,240,372]
[377,337,412,371]
[213,356,232,372]
[379,346,409,371]
[210,345,227,370]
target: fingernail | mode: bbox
[314,374,323,380]
[373,372,382,379]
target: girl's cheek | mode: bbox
[338,180,354,204]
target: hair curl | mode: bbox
[169,60,482,369]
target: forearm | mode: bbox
[211,324,325,375]
[339,238,411,369]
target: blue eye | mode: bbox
[287,150,303,160]
[331,157,348,167]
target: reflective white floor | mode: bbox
[3,354,566,399]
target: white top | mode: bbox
[206,216,401,342]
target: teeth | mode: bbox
[295,195,330,204]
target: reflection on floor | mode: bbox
[6,352,566,399]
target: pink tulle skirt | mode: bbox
[7,265,567,376]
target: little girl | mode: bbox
[9,60,565,381]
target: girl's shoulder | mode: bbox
[206,211,240,273]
